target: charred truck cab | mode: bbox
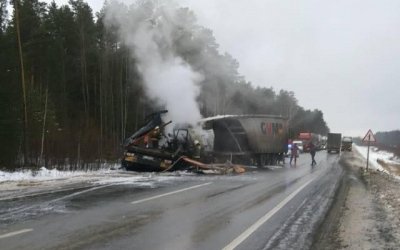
[121,111,288,172]
[122,111,203,171]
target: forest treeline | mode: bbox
[0,0,329,170]
[375,130,400,156]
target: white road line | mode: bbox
[50,184,114,203]
[131,182,212,205]
[0,185,97,201]
[0,228,33,239]
[222,176,318,250]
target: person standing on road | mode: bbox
[309,141,317,166]
[290,143,299,165]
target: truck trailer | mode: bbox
[327,133,342,153]
[202,114,288,166]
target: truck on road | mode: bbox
[327,133,342,153]
[297,132,323,151]
[341,136,353,151]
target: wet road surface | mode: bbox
[0,151,344,250]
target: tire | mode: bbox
[257,154,265,167]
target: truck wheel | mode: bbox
[257,154,265,167]
[121,160,128,170]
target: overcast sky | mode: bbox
[44,0,400,137]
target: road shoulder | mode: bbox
[312,151,400,249]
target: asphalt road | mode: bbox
[0,151,344,250]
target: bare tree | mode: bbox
[39,86,48,166]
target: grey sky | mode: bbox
[44,0,400,137]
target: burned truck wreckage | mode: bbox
[122,110,288,172]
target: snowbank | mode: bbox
[0,165,199,192]
[354,145,400,179]
[0,166,118,183]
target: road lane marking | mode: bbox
[0,229,33,239]
[50,184,114,203]
[222,176,318,250]
[0,185,99,201]
[131,182,212,205]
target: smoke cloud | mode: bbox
[104,0,203,125]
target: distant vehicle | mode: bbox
[297,132,323,151]
[293,140,304,153]
[321,136,328,149]
[286,140,303,158]
[341,136,353,151]
[327,133,342,153]
[298,132,312,152]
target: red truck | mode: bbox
[297,132,322,152]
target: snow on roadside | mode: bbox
[0,166,119,183]
[354,145,400,180]
[0,164,201,192]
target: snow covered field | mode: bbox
[354,145,400,179]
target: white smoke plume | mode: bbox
[104,0,203,125]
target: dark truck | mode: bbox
[327,133,342,153]
[341,136,353,151]
[121,111,288,171]
[121,110,201,172]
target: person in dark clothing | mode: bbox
[309,141,317,166]
[290,143,299,165]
